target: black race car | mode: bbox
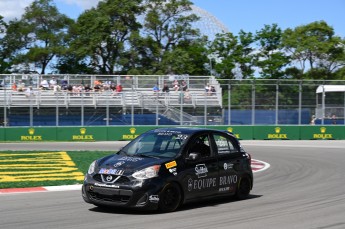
[82,127,253,212]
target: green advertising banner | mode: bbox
[107,126,159,141]
[1,125,345,142]
[4,127,57,141]
[253,126,300,140]
[300,125,345,140]
[0,128,4,141]
[56,127,107,141]
[204,126,254,140]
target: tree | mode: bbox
[70,0,144,74]
[282,21,345,79]
[254,24,290,79]
[209,31,255,79]
[0,15,10,73]
[2,0,73,74]
[140,0,200,74]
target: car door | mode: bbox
[212,133,242,194]
[182,133,219,200]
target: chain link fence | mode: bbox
[1,74,344,126]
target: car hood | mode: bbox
[96,154,172,176]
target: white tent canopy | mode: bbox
[316,85,345,93]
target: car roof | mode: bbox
[147,127,232,136]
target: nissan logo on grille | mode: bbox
[106,175,113,182]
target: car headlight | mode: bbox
[132,165,161,179]
[88,161,97,174]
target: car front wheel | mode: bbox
[158,183,182,212]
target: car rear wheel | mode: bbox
[236,177,251,200]
[158,183,182,212]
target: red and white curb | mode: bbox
[0,184,82,194]
[0,159,270,195]
[251,159,270,173]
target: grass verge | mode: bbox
[0,151,114,189]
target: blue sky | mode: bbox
[1,0,345,38]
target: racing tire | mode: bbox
[235,176,251,200]
[158,183,182,212]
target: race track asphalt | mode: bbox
[1,140,345,229]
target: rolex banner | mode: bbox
[253,126,300,140]
[0,126,344,141]
[4,127,57,141]
[300,126,345,140]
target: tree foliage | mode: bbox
[70,0,144,74]
[2,0,73,74]
[0,1,344,80]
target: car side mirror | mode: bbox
[186,152,200,162]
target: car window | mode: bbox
[188,134,212,158]
[122,131,190,158]
[213,134,238,155]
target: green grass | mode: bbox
[0,151,115,189]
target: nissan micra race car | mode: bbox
[82,128,253,212]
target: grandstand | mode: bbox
[0,74,223,126]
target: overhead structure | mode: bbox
[189,5,229,40]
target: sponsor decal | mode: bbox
[149,195,159,203]
[223,162,233,170]
[165,161,177,169]
[94,183,119,188]
[72,128,94,140]
[20,128,43,141]
[188,177,217,191]
[227,127,240,139]
[118,156,143,162]
[122,128,139,140]
[219,187,230,192]
[195,164,208,178]
[219,175,238,186]
[169,168,177,176]
[219,186,234,192]
[114,161,125,168]
[99,168,124,175]
[267,127,288,139]
[313,127,333,139]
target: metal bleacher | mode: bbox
[0,74,223,125]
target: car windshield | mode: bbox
[120,130,191,158]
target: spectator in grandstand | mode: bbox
[49,77,57,89]
[17,80,25,92]
[331,114,337,125]
[84,84,92,92]
[94,83,101,92]
[67,84,73,93]
[181,80,188,92]
[173,80,180,92]
[310,115,316,125]
[116,84,123,93]
[25,86,34,98]
[61,80,68,90]
[205,83,210,95]
[162,83,170,93]
[110,83,116,92]
[153,84,160,94]
[184,89,192,103]
[210,86,216,95]
[12,82,17,91]
[40,79,49,90]
[53,84,61,93]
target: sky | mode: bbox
[0,0,344,38]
